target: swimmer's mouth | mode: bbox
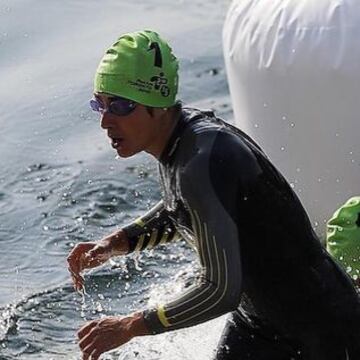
[110,137,123,148]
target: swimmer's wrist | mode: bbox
[108,229,130,256]
[128,312,151,337]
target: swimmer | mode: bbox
[67,30,360,360]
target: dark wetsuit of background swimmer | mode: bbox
[123,108,360,360]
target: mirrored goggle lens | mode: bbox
[89,97,136,116]
[109,99,136,116]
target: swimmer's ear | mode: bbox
[356,212,360,227]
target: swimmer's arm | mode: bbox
[67,201,180,291]
[142,206,242,334]
[122,200,181,253]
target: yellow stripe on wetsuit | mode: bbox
[157,305,171,327]
[135,234,146,252]
[134,218,145,227]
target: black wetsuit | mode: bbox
[123,108,360,360]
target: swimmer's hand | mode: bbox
[67,230,129,292]
[78,312,149,360]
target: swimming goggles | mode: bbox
[90,96,137,116]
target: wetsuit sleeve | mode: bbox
[143,131,262,334]
[122,200,181,253]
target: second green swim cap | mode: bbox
[327,196,360,280]
[94,30,179,107]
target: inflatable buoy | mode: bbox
[223,0,360,236]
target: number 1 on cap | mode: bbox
[149,42,163,68]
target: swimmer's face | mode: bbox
[96,94,164,158]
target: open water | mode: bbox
[0,0,233,358]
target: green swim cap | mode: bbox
[327,196,360,280]
[94,30,179,107]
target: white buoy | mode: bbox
[223,0,360,237]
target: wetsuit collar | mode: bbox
[159,107,216,164]
[159,110,187,165]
